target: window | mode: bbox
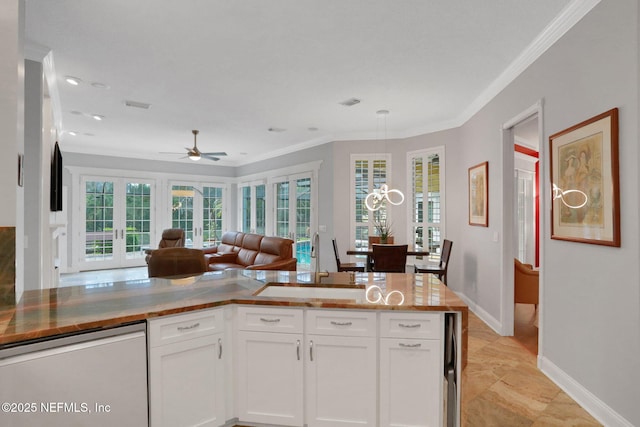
[351,154,391,250]
[408,148,444,259]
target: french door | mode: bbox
[80,176,154,270]
[239,182,266,235]
[170,183,225,248]
[273,174,312,271]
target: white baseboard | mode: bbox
[457,290,633,426]
[454,291,503,335]
[538,356,634,427]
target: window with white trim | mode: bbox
[351,154,391,250]
[408,148,444,259]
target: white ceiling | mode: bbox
[25,0,578,166]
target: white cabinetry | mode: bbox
[148,307,227,427]
[305,310,377,427]
[236,306,304,426]
[379,312,443,427]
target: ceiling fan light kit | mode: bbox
[161,129,228,162]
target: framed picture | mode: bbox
[549,108,620,246]
[469,161,488,227]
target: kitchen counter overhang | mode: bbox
[0,271,468,366]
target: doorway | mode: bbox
[513,115,540,355]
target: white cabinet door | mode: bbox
[236,330,304,426]
[306,334,377,427]
[149,333,225,427]
[379,337,442,427]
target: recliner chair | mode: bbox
[145,228,185,263]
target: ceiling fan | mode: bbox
[162,130,227,161]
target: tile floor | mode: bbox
[462,311,601,426]
[59,268,602,426]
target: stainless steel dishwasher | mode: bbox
[0,322,148,426]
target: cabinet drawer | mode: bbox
[148,308,225,348]
[380,312,441,339]
[306,310,376,337]
[236,306,303,333]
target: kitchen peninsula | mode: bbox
[0,271,467,427]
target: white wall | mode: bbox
[453,1,639,425]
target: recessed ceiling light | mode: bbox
[92,114,104,121]
[376,109,390,116]
[83,133,94,137]
[339,97,361,107]
[70,110,83,115]
[67,131,77,136]
[65,76,82,86]
[268,127,286,132]
[91,82,110,89]
[308,127,319,131]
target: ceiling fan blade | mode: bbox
[201,154,221,161]
[201,151,227,156]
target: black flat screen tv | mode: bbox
[50,141,63,211]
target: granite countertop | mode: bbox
[0,270,468,349]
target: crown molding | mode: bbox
[456,0,601,127]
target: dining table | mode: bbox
[346,244,430,271]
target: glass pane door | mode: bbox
[171,185,195,247]
[273,176,313,271]
[84,179,115,265]
[202,186,223,247]
[124,182,152,261]
[275,182,290,239]
[81,177,154,270]
[295,178,312,270]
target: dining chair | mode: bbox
[371,244,408,273]
[332,238,366,272]
[147,247,208,278]
[414,239,453,285]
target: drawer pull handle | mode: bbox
[296,340,301,361]
[309,340,314,362]
[218,338,223,359]
[399,343,422,348]
[399,323,421,328]
[330,321,353,327]
[259,317,281,323]
[177,322,200,331]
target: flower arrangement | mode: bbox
[374,218,393,243]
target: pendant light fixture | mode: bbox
[365,110,404,211]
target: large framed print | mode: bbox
[468,161,488,227]
[549,108,620,246]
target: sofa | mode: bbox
[203,231,297,271]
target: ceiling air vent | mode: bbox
[339,97,361,107]
[124,100,151,110]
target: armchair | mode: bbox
[514,258,539,308]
